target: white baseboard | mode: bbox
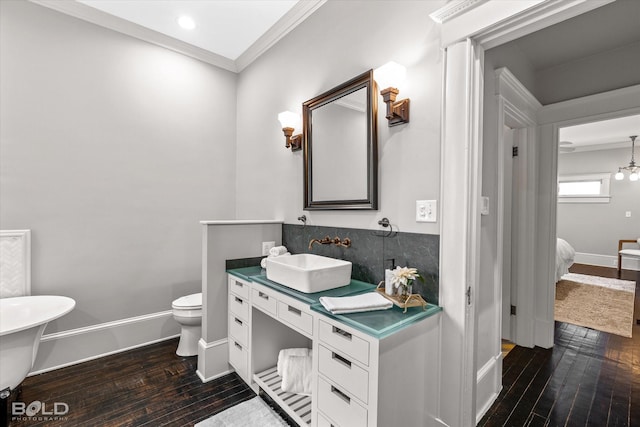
[574,252,640,271]
[31,310,181,375]
[196,338,232,382]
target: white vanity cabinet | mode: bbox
[227,271,441,427]
[313,313,440,427]
[227,275,251,383]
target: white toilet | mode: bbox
[172,292,202,357]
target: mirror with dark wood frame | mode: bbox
[303,70,378,210]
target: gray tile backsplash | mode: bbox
[282,224,439,304]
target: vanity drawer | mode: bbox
[228,277,250,300]
[277,301,313,336]
[228,293,249,321]
[252,287,277,316]
[317,412,335,427]
[228,314,248,346]
[318,319,370,366]
[317,377,367,427]
[318,345,368,404]
[229,339,248,380]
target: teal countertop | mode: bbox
[227,266,442,339]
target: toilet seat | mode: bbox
[172,293,202,310]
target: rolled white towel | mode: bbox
[277,348,310,377]
[319,292,393,315]
[269,246,288,257]
[281,354,313,395]
[261,252,291,269]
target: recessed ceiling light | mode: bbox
[177,16,196,30]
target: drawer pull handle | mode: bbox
[234,341,242,350]
[234,281,243,288]
[234,318,243,326]
[258,292,269,300]
[330,385,351,404]
[332,352,352,368]
[234,297,243,304]
[287,305,302,316]
[332,326,352,341]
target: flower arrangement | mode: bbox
[390,266,423,298]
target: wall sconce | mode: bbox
[278,111,303,151]
[374,62,410,127]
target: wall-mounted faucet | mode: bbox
[308,236,351,250]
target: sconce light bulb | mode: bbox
[615,170,624,180]
[278,111,300,132]
[630,171,639,181]
[374,61,407,91]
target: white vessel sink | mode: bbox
[266,254,352,293]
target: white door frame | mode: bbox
[431,1,614,425]
[495,68,541,348]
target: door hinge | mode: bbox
[466,286,472,305]
[510,305,517,316]
[512,146,519,157]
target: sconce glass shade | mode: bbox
[631,172,639,181]
[615,170,624,180]
[278,111,300,131]
[374,61,406,90]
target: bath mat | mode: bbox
[555,274,635,338]
[195,397,289,427]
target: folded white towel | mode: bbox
[281,354,313,395]
[319,292,393,315]
[277,348,310,377]
[269,246,288,257]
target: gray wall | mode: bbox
[0,1,237,333]
[235,0,444,234]
[557,148,640,256]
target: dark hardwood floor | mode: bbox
[3,339,255,427]
[480,265,640,427]
[3,264,637,427]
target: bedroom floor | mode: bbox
[480,264,640,427]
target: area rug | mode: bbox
[556,273,636,338]
[195,397,289,427]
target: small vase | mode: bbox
[400,283,413,299]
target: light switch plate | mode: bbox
[416,200,437,222]
[262,241,275,255]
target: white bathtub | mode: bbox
[0,295,75,392]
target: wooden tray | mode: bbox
[376,282,427,313]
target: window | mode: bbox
[558,173,611,203]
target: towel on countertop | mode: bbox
[281,354,313,395]
[260,252,291,269]
[269,246,289,257]
[277,348,310,376]
[319,292,393,315]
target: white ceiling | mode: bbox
[76,0,298,60]
[559,114,640,152]
[33,0,325,72]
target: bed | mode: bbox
[556,238,575,282]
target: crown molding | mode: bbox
[429,0,489,24]
[235,0,326,72]
[30,0,326,73]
